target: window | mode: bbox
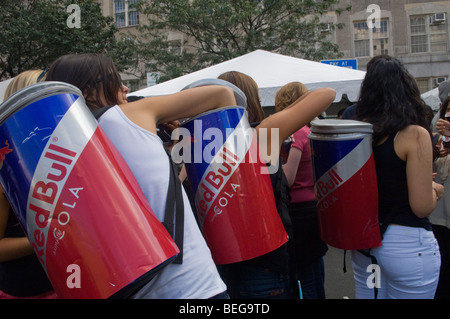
[416,76,449,94]
[411,14,448,53]
[114,0,139,28]
[416,77,431,94]
[354,19,389,57]
[168,40,182,56]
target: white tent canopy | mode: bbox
[131,50,366,106]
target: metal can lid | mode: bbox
[180,105,246,126]
[0,81,83,125]
[182,78,247,108]
[310,119,373,134]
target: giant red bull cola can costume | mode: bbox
[0,82,179,299]
[179,79,288,265]
[309,119,382,250]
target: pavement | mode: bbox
[323,246,355,299]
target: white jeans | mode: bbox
[351,225,441,299]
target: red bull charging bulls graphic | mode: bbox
[309,120,381,250]
[0,140,12,169]
[180,107,288,265]
[0,82,179,298]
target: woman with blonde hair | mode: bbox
[275,82,308,113]
[3,70,46,100]
[0,69,57,299]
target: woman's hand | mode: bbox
[432,181,444,201]
[436,118,450,137]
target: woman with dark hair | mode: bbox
[351,55,444,299]
[0,70,57,299]
[46,53,235,299]
[45,53,129,108]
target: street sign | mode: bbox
[321,59,358,70]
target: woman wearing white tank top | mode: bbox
[45,53,335,298]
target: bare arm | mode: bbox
[282,147,303,187]
[119,85,236,134]
[256,88,335,162]
[395,125,443,218]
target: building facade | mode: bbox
[98,0,450,94]
[97,0,186,92]
[327,0,450,93]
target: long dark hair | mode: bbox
[355,55,431,143]
[45,53,122,111]
[218,71,265,123]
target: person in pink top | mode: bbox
[288,126,317,203]
[275,82,328,299]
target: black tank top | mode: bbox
[0,209,53,297]
[373,134,431,231]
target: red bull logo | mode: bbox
[309,119,381,250]
[181,107,288,264]
[197,146,240,224]
[0,140,12,169]
[315,168,343,201]
[28,143,77,266]
[0,83,179,298]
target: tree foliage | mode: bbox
[0,0,120,80]
[127,0,350,82]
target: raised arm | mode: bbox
[256,88,335,163]
[120,85,236,134]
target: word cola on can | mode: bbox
[181,107,288,264]
[0,82,179,299]
[309,119,381,250]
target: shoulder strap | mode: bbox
[93,105,185,263]
[268,161,292,235]
[92,105,113,119]
[163,151,184,264]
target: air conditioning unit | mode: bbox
[430,13,446,25]
[434,77,447,86]
[320,23,332,33]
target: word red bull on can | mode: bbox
[0,82,179,298]
[309,119,381,250]
[181,107,288,265]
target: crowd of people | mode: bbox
[0,53,449,300]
